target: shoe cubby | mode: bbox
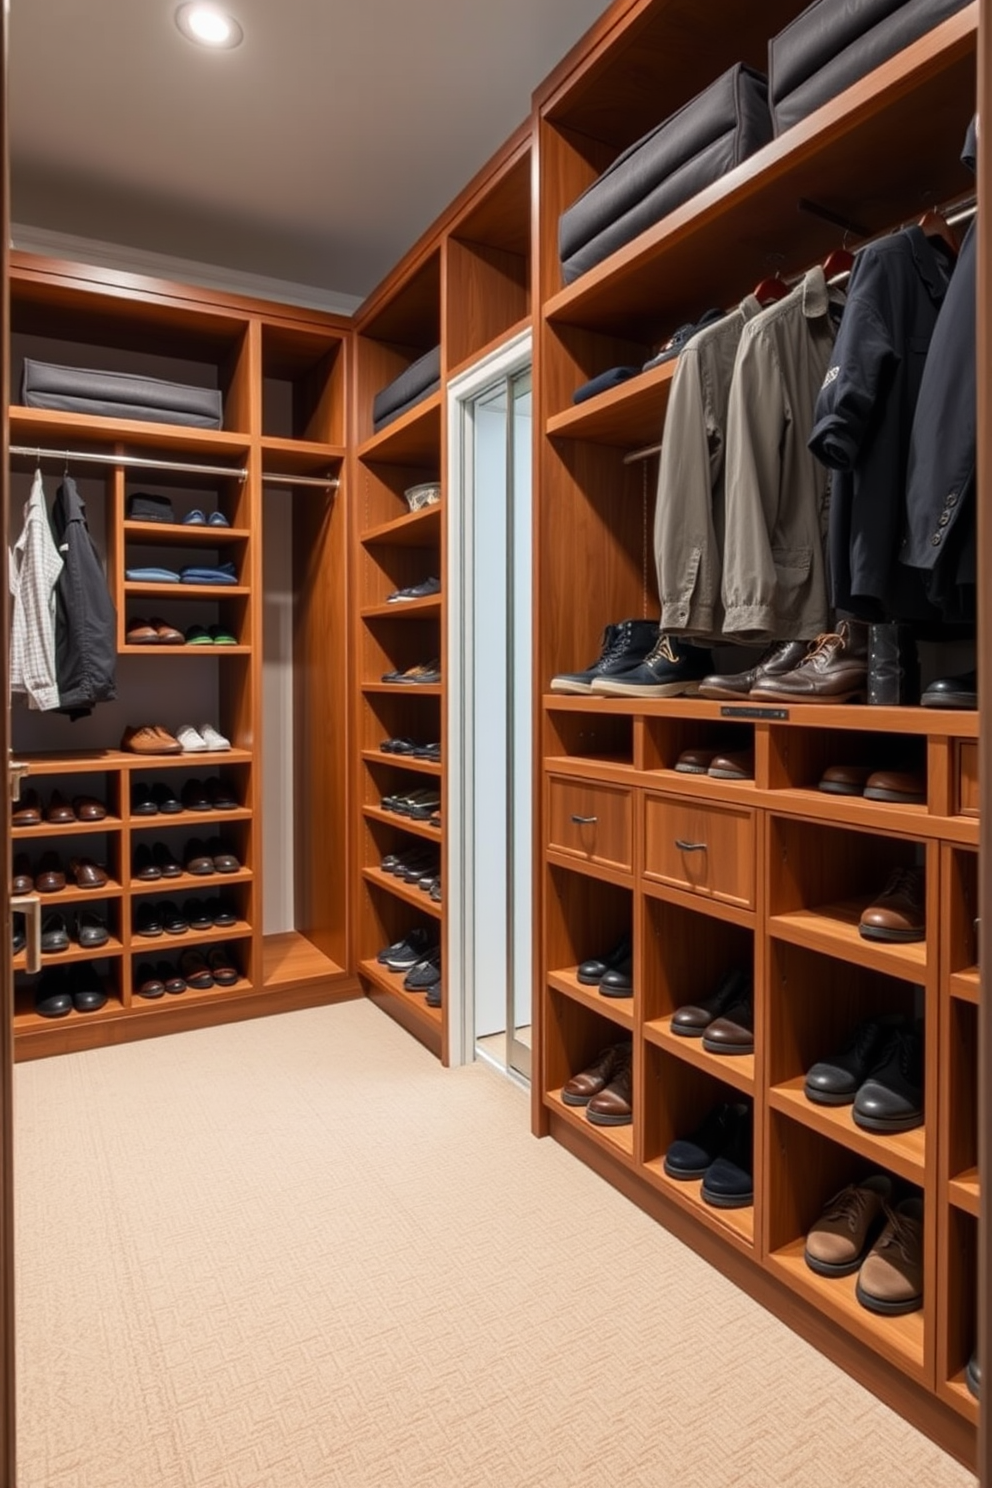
[542,320,656,424]
[765,938,926,1186]
[766,723,927,814]
[118,592,252,655]
[10,279,254,434]
[356,460,441,536]
[445,141,531,372]
[14,958,126,1029]
[765,1111,927,1380]
[641,716,755,781]
[354,250,441,449]
[545,865,632,1025]
[130,881,253,949]
[129,938,252,1009]
[362,759,441,824]
[361,816,442,916]
[125,761,252,825]
[359,619,441,687]
[543,986,634,1160]
[11,770,122,836]
[940,1207,979,1420]
[15,829,123,902]
[359,692,442,764]
[13,896,124,972]
[943,999,978,1214]
[261,324,346,446]
[357,877,442,1039]
[127,819,252,895]
[641,1043,754,1249]
[358,544,441,613]
[943,846,979,1002]
[543,706,634,770]
[642,896,754,1093]
[767,817,936,978]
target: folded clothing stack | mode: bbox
[558,64,772,285]
[124,561,238,585]
[22,360,223,429]
[768,0,970,136]
[372,345,441,431]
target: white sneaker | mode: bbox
[198,722,231,752]
[176,724,209,752]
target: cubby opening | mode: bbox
[358,543,441,611]
[946,999,978,1193]
[643,897,752,1027]
[544,708,633,767]
[356,458,442,534]
[261,325,345,444]
[360,691,442,761]
[122,470,250,533]
[360,615,441,687]
[447,149,531,370]
[767,726,927,801]
[946,848,979,989]
[544,984,632,1116]
[944,1208,979,1410]
[767,817,929,934]
[643,717,755,776]
[14,957,125,1027]
[356,251,442,446]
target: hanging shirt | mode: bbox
[721,267,841,642]
[808,226,953,621]
[10,470,64,711]
[51,476,118,717]
[654,294,761,641]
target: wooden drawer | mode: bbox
[547,777,632,874]
[957,741,979,818]
[644,793,755,909]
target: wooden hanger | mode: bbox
[752,271,788,307]
[822,245,855,280]
[918,207,958,257]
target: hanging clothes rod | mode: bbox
[10,445,248,480]
[260,472,340,490]
[622,193,979,467]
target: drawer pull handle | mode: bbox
[675,839,707,852]
[571,814,598,825]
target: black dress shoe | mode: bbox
[75,910,109,949]
[425,982,442,1008]
[152,781,183,813]
[206,777,238,810]
[133,843,162,881]
[135,902,164,938]
[665,1102,750,1180]
[805,1018,898,1106]
[156,961,187,995]
[131,782,158,816]
[34,968,74,1018]
[71,962,108,1013]
[853,1024,924,1133]
[967,1351,981,1400]
[12,916,26,956]
[599,956,633,998]
[701,1107,753,1208]
[41,912,70,954]
[183,899,213,931]
[577,933,631,986]
[159,901,189,935]
[181,778,211,812]
[921,669,977,709]
[204,898,237,927]
[671,967,750,1037]
[153,842,183,878]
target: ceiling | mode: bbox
[8,0,613,311]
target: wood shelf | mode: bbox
[13,817,122,839]
[129,867,252,896]
[547,358,675,447]
[13,995,127,1033]
[25,882,124,906]
[769,1240,926,1378]
[361,506,441,549]
[123,520,249,546]
[641,1158,754,1251]
[128,807,252,829]
[13,937,125,973]
[359,958,443,1029]
[769,1080,925,1188]
[644,1016,755,1095]
[547,968,634,1030]
[363,805,442,843]
[768,903,929,980]
[361,750,441,777]
[118,643,251,656]
[948,1169,980,1217]
[361,866,442,918]
[356,393,442,466]
[15,749,254,775]
[10,405,252,459]
[123,581,250,599]
[362,682,443,697]
[130,975,254,1011]
[540,694,979,737]
[262,931,346,990]
[361,596,442,620]
[260,435,345,473]
[949,968,980,1005]
[131,922,253,956]
[545,1087,635,1162]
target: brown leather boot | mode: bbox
[749,621,868,703]
[698,639,808,699]
[585,1045,633,1126]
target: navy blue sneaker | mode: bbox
[591,632,712,697]
[550,619,659,695]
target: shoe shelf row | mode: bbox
[533,0,979,1461]
[8,256,358,1058]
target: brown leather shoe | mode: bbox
[855,1198,924,1315]
[561,1042,631,1106]
[207,945,239,986]
[45,790,76,824]
[586,1046,632,1126]
[12,854,33,894]
[804,1175,892,1277]
[674,748,717,774]
[12,790,41,826]
[134,964,167,999]
[35,852,66,894]
[151,726,183,753]
[73,795,107,822]
[126,617,160,644]
[859,866,925,943]
[863,769,926,804]
[818,764,873,796]
[702,994,754,1054]
[150,617,185,645]
[70,858,108,890]
[698,639,808,700]
[672,967,750,1037]
[178,948,214,989]
[708,750,754,781]
[750,622,868,703]
[185,839,216,876]
[122,724,174,755]
[207,838,240,873]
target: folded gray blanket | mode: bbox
[22,359,223,428]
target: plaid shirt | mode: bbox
[9,471,63,711]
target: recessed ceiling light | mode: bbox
[176,4,244,49]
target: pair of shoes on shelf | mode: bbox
[134,839,240,880]
[177,723,231,752]
[819,765,925,802]
[381,846,439,890]
[185,623,239,645]
[126,616,185,645]
[674,748,754,780]
[135,898,238,937]
[664,1101,753,1207]
[805,1017,924,1133]
[382,660,441,684]
[561,1042,632,1126]
[805,1177,923,1315]
[13,853,108,894]
[131,778,237,814]
[135,945,239,998]
[183,509,230,527]
[13,789,106,825]
[378,738,441,760]
[122,723,230,754]
[38,910,109,954]
[699,626,868,704]
[33,963,108,1017]
[386,577,441,603]
[376,930,441,993]
[670,967,754,1054]
[381,787,440,820]
[551,622,711,698]
[859,866,925,943]
[576,933,632,998]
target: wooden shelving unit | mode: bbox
[532,0,980,1468]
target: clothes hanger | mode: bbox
[822,231,855,281]
[752,269,789,307]
[918,205,958,257]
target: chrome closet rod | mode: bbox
[622,195,980,467]
[9,445,248,480]
[261,471,340,490]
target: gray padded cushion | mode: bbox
[372,344,442,427]
[559,65,771,284]
[770,0,970,135]
[372,379,442,433]
[22,359,223,428]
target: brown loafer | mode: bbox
[134,964,166,999]
[73,795,107,822]
[863,769,926,804]
[126,617,159,644]
[150,617,185,645]
[819,764,873,796]
[708,750,754,781]
[12,854,33,894]
[184,839,215,876]
[45,790,76,824]
[156,962,187,995]
[152,726,183,753]
[70,858,108,890]
[122,724,173,755]
[701,995,754,1054]
[207,946,239,986]
[207,838,240,873]
[179,948,214,989]
[11,790,42,827]
[35,852,66,894]
[674,748,717,774]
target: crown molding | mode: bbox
[10,223,362,317]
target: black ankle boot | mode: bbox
[868,623,919,706]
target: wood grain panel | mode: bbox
[547,776,632,873]
[644,793,755,907]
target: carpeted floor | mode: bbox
[13,1000,977,1488]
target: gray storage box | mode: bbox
[559,64,772,285]
[21,359,223,429]
[372,345,442,431]
[769,0,971,135]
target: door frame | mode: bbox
[445,329,532,1069]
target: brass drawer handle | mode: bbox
[675,839,707,852]
[571,814,598,825]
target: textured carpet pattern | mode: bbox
[14,1001,976,1488]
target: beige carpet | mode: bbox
[13,1000,976,1488]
